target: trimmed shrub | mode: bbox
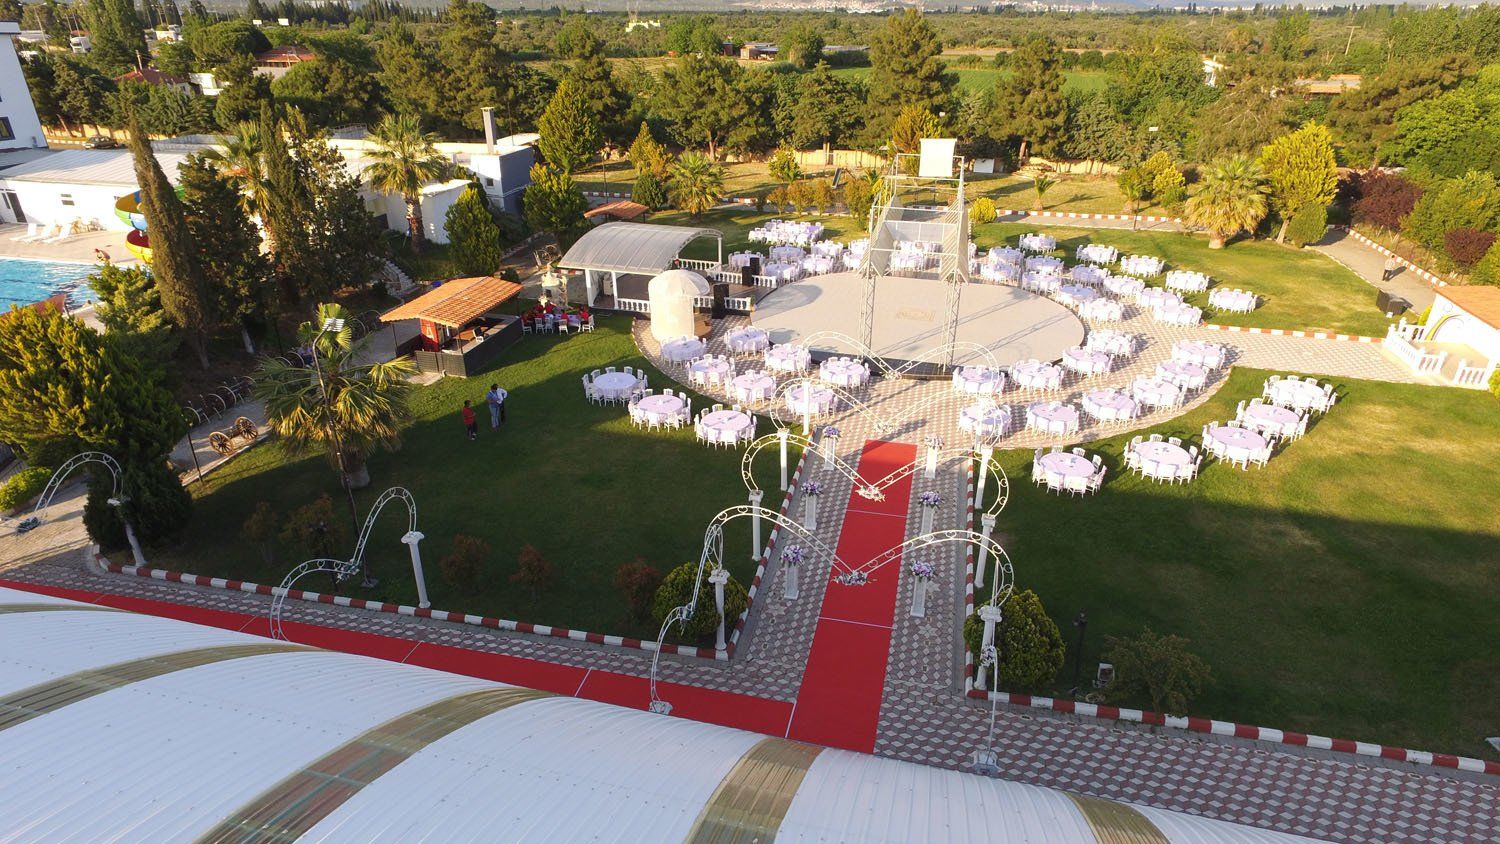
[969,196,998,226]
[1444,227,1497,270]
[614,557,663,624]
[632,171,667,211]
[277,494,349,561]
[651,562,748,644]
[961,590,1065,691]
[511,543,553,598]
[1350,170,1422,232]
[1489,365,1500,400]
[442,534,490,592]
[1471,241,1500,286]
[1285,202,1328,247]
[241,501,278,565]
[0,466,51,512]
[1103,627,1212,715]
[844,178,874,222]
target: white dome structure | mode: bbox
[647,268,710,342]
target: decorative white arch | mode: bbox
[13,451,146,567]
[270,487,422,642]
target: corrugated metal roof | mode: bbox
[0,149,193,187]
[559,221,721,275]
[0,585,1329,844]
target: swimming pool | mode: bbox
[0,257,98,310]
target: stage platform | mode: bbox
[751,272,1085,370]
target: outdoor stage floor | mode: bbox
[751,272,1085,368]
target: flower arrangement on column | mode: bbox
[802,481,822,530]
[909,561,935,617]
[918,490,942,534]
[782,544,804,599]
[821,426,840,474]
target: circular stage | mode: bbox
[751,272,1085,370]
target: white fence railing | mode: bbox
[714,269,782,288]
[1453,359,1497,390]
[1384,325,1447,374]
[674,258,721,272]
[614,297,651,314]
[693,295,754,312]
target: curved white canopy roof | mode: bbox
[0,585,1325,843]
[559,221,721,276]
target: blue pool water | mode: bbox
[0,257,97,309]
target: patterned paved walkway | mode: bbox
[2,274,1495,842]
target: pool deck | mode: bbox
[0,224,136,266]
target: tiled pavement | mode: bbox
[2,287,1495,843]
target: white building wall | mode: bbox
[0,23,49,150]
[0,180,129,229]
[1428,294,1500,361]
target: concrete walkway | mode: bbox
[1308,228,1436,311]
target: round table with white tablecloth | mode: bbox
[728,251,761,270]
[1209,288,1257,313]
[1071,264,1108,285]
[1155,303,1203,326]
[801,255,835,276]
[1164,271,1210,293]
[1156,359,1208,390]
[1103,275,1146,298]
[1268,379,1331,413]
[959,402,1012,438]
[1086,330,1133,357]
[1132,440,1192,480]
[1061,345,1112,376]
[1137,287,1182,311]
[764,344,811,373]
[1011,360,1063,391]
[987,246,1024,266]
[1171,339,1226,370]
[762,262,800,283]
[1207,425,1269,464]
[1082,388,1137,423]
[1132,376,1182,408]
[726,326,769,354]
[1038,451,1095,482]
[1025,255,1064,274]
[979,263,1020,283]
[889,251,932,272]
[731,372,777,403]
[811,241,843,258]
[688,356,733,387]
[1076,243,1118,265]
[1120,255,1164,277]
[952,365,1005,396]
[1022,272,1062,295]
[592,371,640,401]
[634,393,686,425]
[769,245,807,263]
[660,336,706,363]
[1057,284,1101,308]
[698,409,754,444]
[1026,401,1080,435]
[784,384,836,415]
[1240,402,1301,438]
[1080,298,1124,322]
[1020,234,1057,253]
[819,358,869,388]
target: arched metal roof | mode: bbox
[559,221,721,276]
[0,586,1325,843]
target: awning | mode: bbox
[584,200,649,222]
[558,221,720,276]
[380,276,523,329]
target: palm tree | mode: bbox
[363,114,450,253]
[203,121,269,226]
[1185,156,1270,249]
[1032,173,1056,212]
[668,152,724,220]
[253,304,416,489]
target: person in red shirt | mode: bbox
[461,400,477,441]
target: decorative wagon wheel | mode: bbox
[208,431,234,455]
[233,417,257,439]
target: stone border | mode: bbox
[998,209,1186,225]
[1340,226,1450,289]
[1200,324,1384,343]
[102,447,810,666]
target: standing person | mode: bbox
[486,383,508,428]
[461,400,478,441]
[1382,255,1398,283]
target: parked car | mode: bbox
[83,136,119,149]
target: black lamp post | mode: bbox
[1069,610,1088,696]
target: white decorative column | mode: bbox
[975,445,994,511]
[974,513,997,589]
[924,437,943,479]
[976,604,1004,690]
[778,427,790,491]
[401,530,430,609]
[748,489,764,561]
[802,482,821,531]
[709,568,731,652]
[821,426,840,475]
[918,491,941,534]
[910,562,934,618]
[107,497,148,567]
[801,390,813,435]
[782,545,803,600]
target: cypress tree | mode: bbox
[866,9,951,143]
[445,185,507,276]
[991,36,1069,162]
[180,154,272,354]
[536,78,602,175]
[127,115,213,368]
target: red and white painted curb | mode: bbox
[964,687,1499,777]
[728,446,810,657]
[102,446,810,665]
[1340,226,1450,289]
[1200,323,1384,343]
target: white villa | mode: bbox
[1386,285,1500,390]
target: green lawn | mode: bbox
[973,222,1395,337]
[155,315,787,641]
[977,368,1500,758]
[972,173,1180,216]
[831,66,1109,95]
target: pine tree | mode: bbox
[536,78,602,175]
[631,171,666,211]
[127,116,212,368]
[627,121,669,179]
[180,154,272,354]
[88,262,176,364]
[445,186,507,276]
[1065,92,1126,171]
[561,25,627,143]
[435,0,509,135]
[83,0,147,75]
[866,9,951,144]
[1258,122,1339,243]
[991,36,1069,162]
[522,164,588,248]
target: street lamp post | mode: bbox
[310,317,377,589]
[1069,610,1088,696]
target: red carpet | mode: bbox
[0,578,792,738]
[786,439,915,752]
